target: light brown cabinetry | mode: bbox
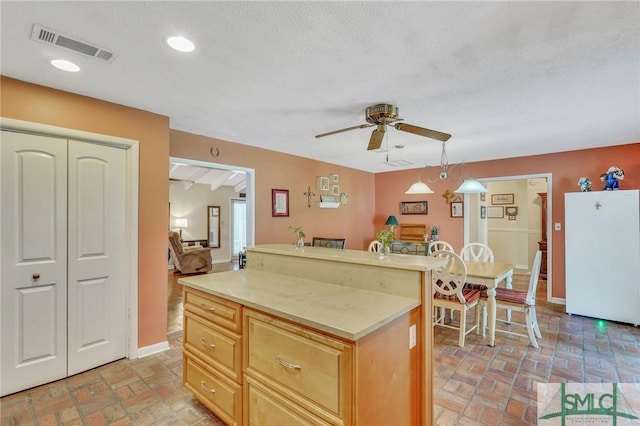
[183,287,243,425]
[243,308,420,426]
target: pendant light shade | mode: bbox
[405,176,434,194]
[455,178,487,194]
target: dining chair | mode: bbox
[427,240,454,255]
[431,250,480,347]
[312,237,346,249]
[460,242,494,262]
[368,240,383,253]
[478,250,543,348]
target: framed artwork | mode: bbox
[331,185,340,196]
[508,215,516,220]
[491,193,514,205]
[505,206,519,216]
[480,193,486,202]
[317,177,330,191]
[400,201,428,215]
[271,189,289,217]
[487,206,504,218]
[330,174,339,183]
[480,205,487,219]
[450,201,464,218]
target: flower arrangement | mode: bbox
[376,229,395,247]
[289,226,305,239]
[430,224,440,236]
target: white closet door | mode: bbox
[0,131,68,396]
[67,140,127,375]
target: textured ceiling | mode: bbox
[1,1,638,173]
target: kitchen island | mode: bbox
[179,244,444,425]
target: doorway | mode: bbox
[462,173,552,303]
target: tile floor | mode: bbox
[2,265,639,425]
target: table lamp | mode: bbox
[175,217,188,240]
[385,215,399,232]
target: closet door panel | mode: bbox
[1,130,68,397]
[67,140,127,375]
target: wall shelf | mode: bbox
[317,202,340,209]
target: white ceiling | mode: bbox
[1,2,638,173]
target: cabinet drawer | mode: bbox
[184,353,242,426]
[184,287,242,333]
[245,375,333,426]
[184,310,242,382]
[244,310,352,418]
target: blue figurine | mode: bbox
[600,166,624,190]
[577,177,591,192]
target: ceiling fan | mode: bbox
[315,104,451,150]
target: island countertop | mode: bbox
[178,268,420,341]
[246,243,444,272]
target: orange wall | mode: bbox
[170,130,376,248]
[375,144,640,298]
[1,76,170,348]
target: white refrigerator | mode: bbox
[565,189,640,325]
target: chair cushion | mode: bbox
[494,287,528,304]
[434,288,481,304]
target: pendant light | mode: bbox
[405,173,433,194]
[455,178,487,193]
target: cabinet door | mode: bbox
[565,190,640,324]
[1,131,68,396]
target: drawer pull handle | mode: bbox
[200,303,215,312]
[200,381,216,394]
[200,338,216,349]
[276,356,301,370]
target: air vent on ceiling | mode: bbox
[30,24,115,63]
[384,159,415,167]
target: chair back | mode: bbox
[368,240,383,252]
[526,250,543,305]
[428,240,454,255]
[168,231,184,255]
[431,250,468,303]
[460,243,495,262]
[312,237,346,249]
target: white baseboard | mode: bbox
[137,340,170,358]
[551,297,566,305]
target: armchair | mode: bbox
[168,231,212,274]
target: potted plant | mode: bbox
[289,226,306,248]
[430,224,440,241]
[375,229,395,256]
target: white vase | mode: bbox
[379,245,390,257]
[295,236,304,249]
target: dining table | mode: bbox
[464,260,515,347]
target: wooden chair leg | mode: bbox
[459,308,466,347]
[525,307,539,349]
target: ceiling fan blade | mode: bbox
[394,123,451,142]
[315,123,374,138]
[367,128,385,150]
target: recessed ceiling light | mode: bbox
[50,59,80,72]
[166,36,195,52]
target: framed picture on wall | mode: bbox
[480,205,487,219]
[271,189,289,217]
[491,193,514,205]
[317,177,330,191]
[400,201,428,215]
[487,206,504,218]
[450,201,463,218]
